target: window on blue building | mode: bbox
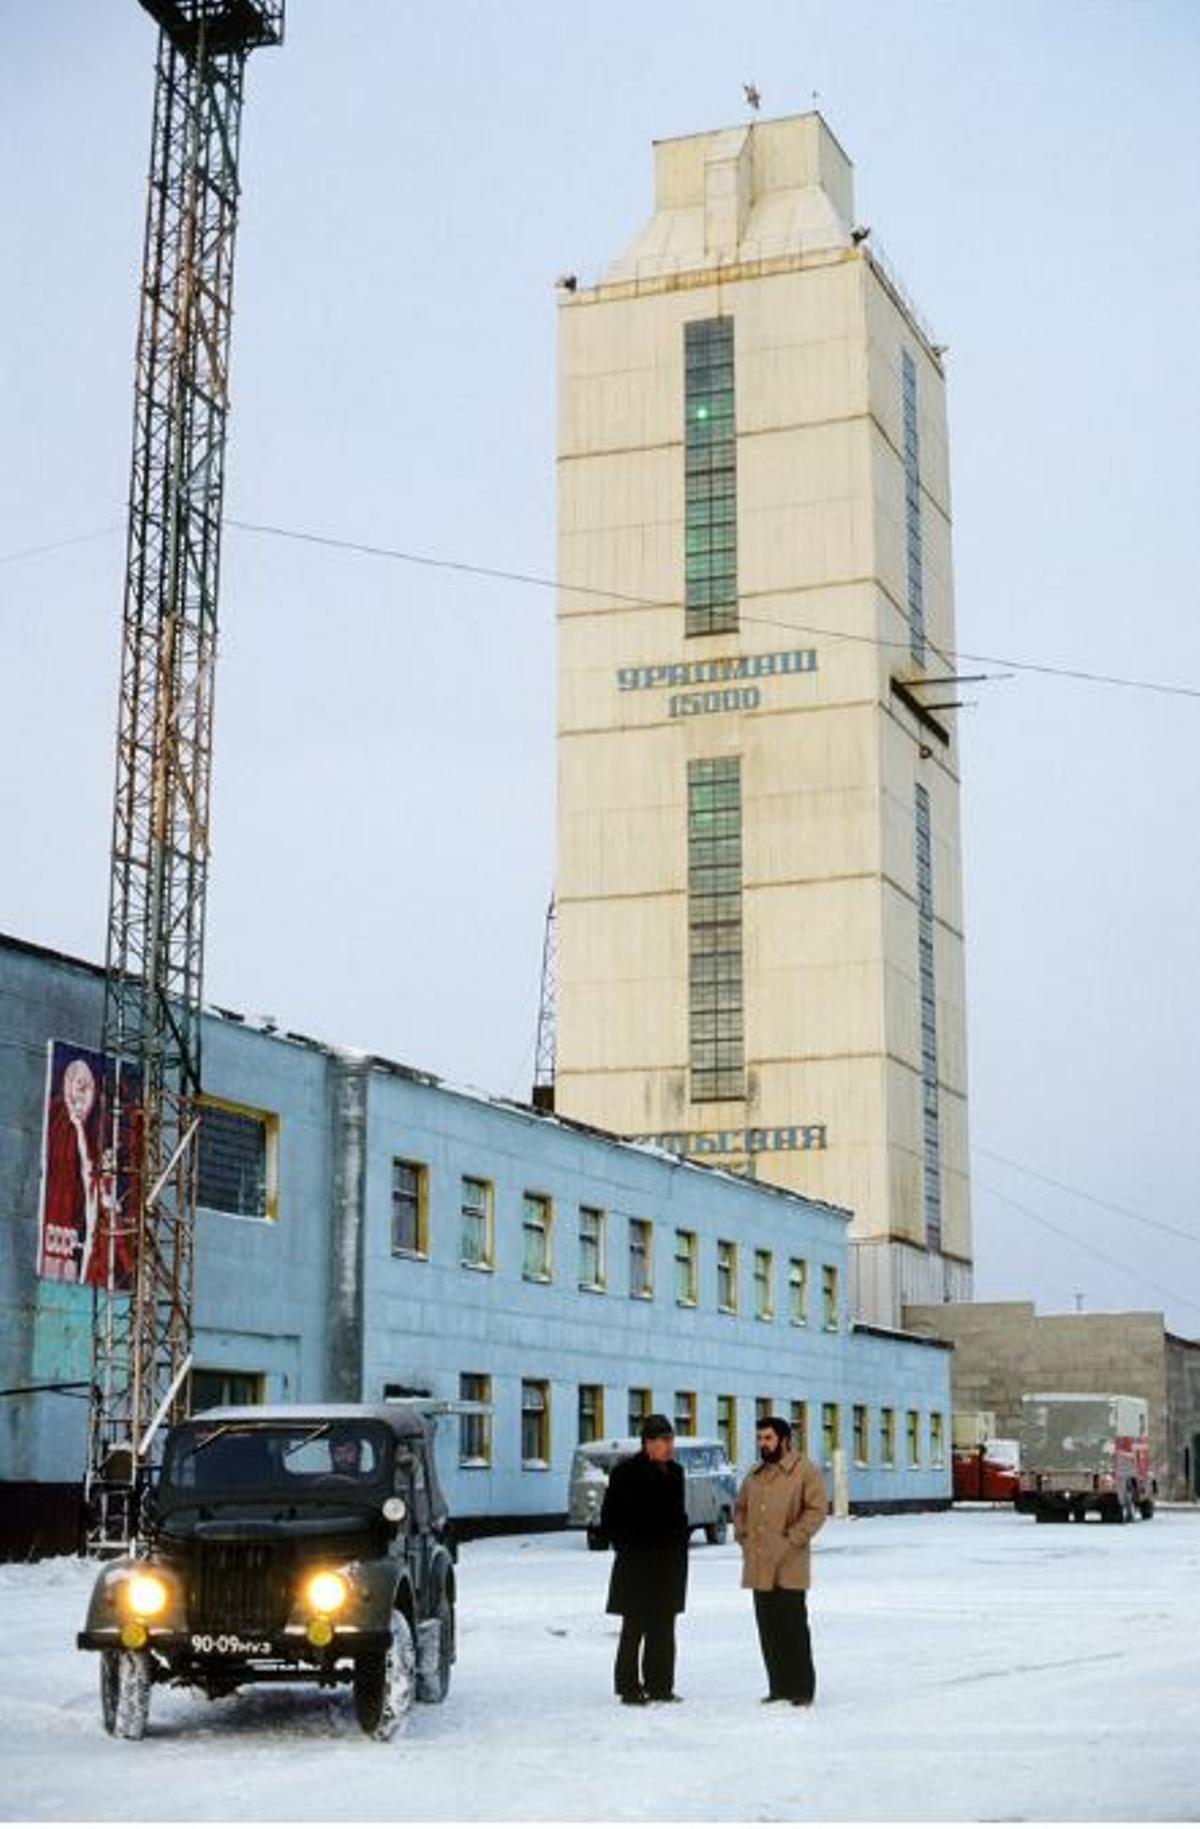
[522,1192,553,1281]
[629,1218,653,1299]
[459,1372,491,1466]
[579,1205,606,1290]
[716,1393,738,1464]
[628,1387,651,1436]
[717,1239,738,1313]
[461,1176,493,1269]
[821,1264,839,1331]
[788,1257,808,1325]
[880,1407,896,1468]
[821,1402,840,1464]
[191,1368,264,1411]
[521,1379,550,1466]
[754,1248,773,1320]
[578,1383,604,1443]
[675,1229,698,1305]
[853,1404,869,1467]
[391,1159,428,1258]
[197,1098,276,1220]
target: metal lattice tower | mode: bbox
[532,894,557,1113]
[86,0,284,1553]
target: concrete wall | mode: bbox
[1165,1334,1200,1499]
[903,1299,1199,1497]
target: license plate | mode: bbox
[189,1631,273,1656]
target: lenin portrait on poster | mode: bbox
[37,1039,142,1291]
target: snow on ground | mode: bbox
[3,1507,1199,1823]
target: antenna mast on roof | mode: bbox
[532,894,557,1113]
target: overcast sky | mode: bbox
[2,1,1198,1335]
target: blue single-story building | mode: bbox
[1,931,951,1553]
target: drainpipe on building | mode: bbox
[328,1052,369,1402]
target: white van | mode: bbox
[568,1436,738,1548]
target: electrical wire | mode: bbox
[0,525,121,566]
[6,513,1199,703]
[225,516,1200,703]
[975,1145,1200,1249]
[973,1178,1200,1321]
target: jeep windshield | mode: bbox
[160,1419,392,1503]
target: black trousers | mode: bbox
[753,1588,815,1703]
[614,1610,676,1699]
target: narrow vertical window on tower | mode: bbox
[684,317,737,636]
[687,756,745,1101]
[902,348,926,665]
[915,783,942,1248]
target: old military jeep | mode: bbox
[77,1403,457,1741]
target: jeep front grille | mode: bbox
[189,1542,293,1634]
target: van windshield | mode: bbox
[571,1447,629,1477]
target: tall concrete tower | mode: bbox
[554,114,971,1327]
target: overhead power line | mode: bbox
[973,1178,1200,1321]
[226,517,1200,703]
[0,525,122,566]
[7,514,1200,704]
[975,1145,1200,1249]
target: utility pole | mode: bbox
[86,0,284,1553]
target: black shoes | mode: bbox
[618,1691,648,1706]
[647,1692,683,1703]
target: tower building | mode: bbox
[554,114,971,1327]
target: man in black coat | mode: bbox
[599,1414,689,1705]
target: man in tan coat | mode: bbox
[734,1414,828,1706]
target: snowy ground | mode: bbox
[3,1507,1199,1823]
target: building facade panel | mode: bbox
[554,114,971,1323]
[2,933,953,1547]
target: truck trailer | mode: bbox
[1015,1392,1154,1524]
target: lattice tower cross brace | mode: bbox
[87,0,283,1554]
[532,893,557,1112]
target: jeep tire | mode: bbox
[416,1593,454,1704]
[354,1608,416,1740]
[100,1648,151,1740]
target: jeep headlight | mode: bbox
[307,1571,348,1615]
[126,1573,168,1618]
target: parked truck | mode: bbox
[1015,1392,1154,1524]
[952,1412,1020,1503]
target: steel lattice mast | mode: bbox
[87,0,283,1553]
[532,894,557,1113]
